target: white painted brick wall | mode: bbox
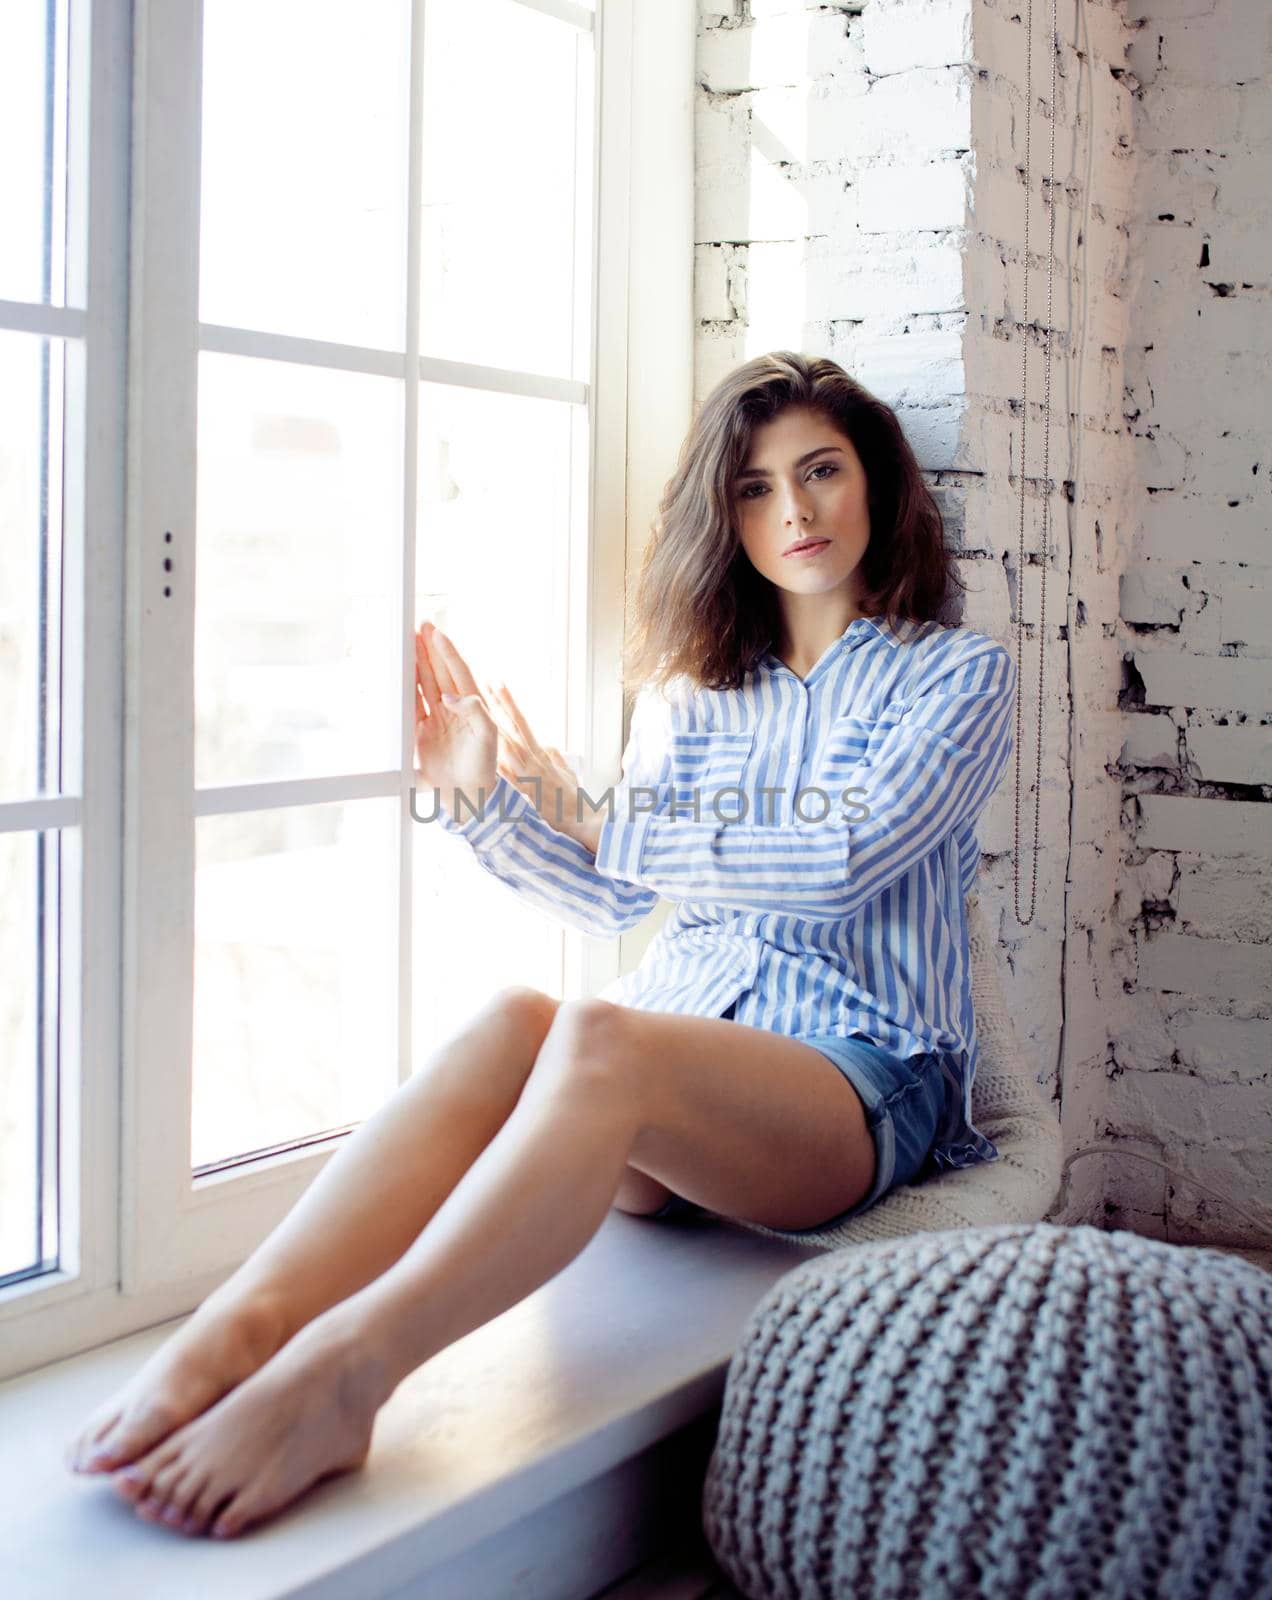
[1123,24,1272,1224]
[692,0,1270,1248]
[1137,793,1272,856]
[863,0,972,75]
[857,158,971,230]
[1186,724,1272,785]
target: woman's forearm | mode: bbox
[550,808,604,860]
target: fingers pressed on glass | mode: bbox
[417,624,453,693]
[430,628,480,698]
[497,693,539,751]
[417,633,445,710]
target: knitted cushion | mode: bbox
[720,891,1064,1250]
[701,1221,1272,1600]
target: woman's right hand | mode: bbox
[414,622,499,809]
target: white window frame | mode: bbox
[0,0,132,1376]
[0,0,694,1380]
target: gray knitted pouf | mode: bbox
[702,1222,1272,1600]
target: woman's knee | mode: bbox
[484,985,561,1036]
[531,998,638,1105]
[415,987,559,1107]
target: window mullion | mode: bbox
[121,0,206,1294]
[398,0,426,1090]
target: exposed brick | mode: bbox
[1138,793,1272,855]
[1135,651,1271,714]
[1177,861,1272,942]
[691,0,1271,1247]
[1171,1009,1272,1084]
[1121,712,1180,769]
[1120,563,1185,625]
[858,159,971,232]
[862,0,973,76]
[1105,1066,1269,1145]
[1138,929,1272,1000]
[1164,1143,1272,1242]
[1219,583,1272,652]
[1185,723,1272,784]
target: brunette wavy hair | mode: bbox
[621,350,967,697]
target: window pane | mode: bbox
[195,352,403,788]
[415,382,573,740]
[413,796,565,1050]
[193,798,399,1171]
[411,383,580,1045]
[199,0,411,350]
[0,1,68,306]
[420,0,592,380]
[0,331,64,802]
[0,830,49,1281]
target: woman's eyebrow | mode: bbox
[735,445,844,480]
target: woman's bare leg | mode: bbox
[101,996,876,1540]
[66,986,560,1476]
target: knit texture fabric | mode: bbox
[717,893,1065,1251]
[701,1221,1272,1600]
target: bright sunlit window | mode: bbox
[0,0,661,1381]
[0,0,75,1292]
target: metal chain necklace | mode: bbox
[1013,0,1059,927]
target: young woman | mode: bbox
[65,351,1017,1540]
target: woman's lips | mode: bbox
[783,539,830,559]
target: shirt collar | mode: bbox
[762,613,918,673]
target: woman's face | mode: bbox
[731,405,871,609]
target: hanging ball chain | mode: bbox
[1013,0,1059,928]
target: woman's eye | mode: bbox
[737,464,837,499]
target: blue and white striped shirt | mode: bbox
[432,614,1017,1172]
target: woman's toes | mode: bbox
[112,1466,150,1504]
[146,1454,187,1507]
[164,1496,200,1535]
[149,1488,185,1528]
[69,1414,123,1472]
[73,1402,160,1474]
[66,1293,290,1479]
[210,1498,247,1540]
[171,1476,208,1535]
[186,1472,232,1536]
[93,1397,184,1477]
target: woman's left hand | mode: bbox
[482,679,604,855]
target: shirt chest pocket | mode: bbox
[666,728,754,820]
[813,705,906,788]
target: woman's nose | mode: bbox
[781,488,812,523]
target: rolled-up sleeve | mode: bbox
[593,643,1017,920]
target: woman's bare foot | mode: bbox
[65,1286,291,1477]
[106,1305,392,1540]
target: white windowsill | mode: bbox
[0,1210,820,1599]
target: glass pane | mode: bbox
[420,0,592,380]
[0,330,64,801]
[412,798,563,1055]
[0,0,68,305]
[200,0,411,350]
[195,352,403,788]
[193,798,399,1171]
[415,382,573,745]
[411,382,579,1048]
[0,831,41,1280]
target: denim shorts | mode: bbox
[650,1007,948,1232]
